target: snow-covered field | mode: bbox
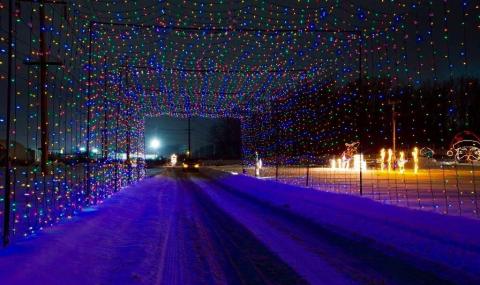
[0,167,479,284]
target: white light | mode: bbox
[92,147,99,154]
[79,147,86,152]
[353,154,367,171]
[150,138,161,150]
[171,154,177,166]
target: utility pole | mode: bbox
[21,0,65,175]
[388,99,401,158]
[188,117,191,157]
[357,32,364,196]
[3,0,14,247]
[86,21,93,156]
[124,62,131,165]
[102,61,109,160]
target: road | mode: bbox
[0,168,304,285]
[0,168,477,284]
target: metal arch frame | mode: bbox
[85,20,365,192]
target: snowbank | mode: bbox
[204,169,480,283]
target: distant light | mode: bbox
[92,147,99,154]
[150,138,161,150]
[79,147,86,152]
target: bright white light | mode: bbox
[150,138,161,150]
[171,154,177,166]
[92,147,99,154]
[79,147,86,153]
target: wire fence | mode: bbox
[216,161,480,219]
[0,162,144,244]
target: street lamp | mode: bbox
[149,138,161,159]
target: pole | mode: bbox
[18,0,65,174]
[39,2,49,175]
[387,99,400,163]
[121,60,131,165]
[188,117,191,157]
[86,21,93,156]
[123,64,133,183]
[392,102,396,155]
[84,21,93,202]
[102,60,108,160]
[306,164,310,187]
[114,102,120,192]
[358,32,363,196]
[3,0,14,247]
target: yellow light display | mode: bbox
[398,151,406,174]
[412,147,419,174]
[380,148,386,171]
[387,149,393,172]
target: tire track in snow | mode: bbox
[194,171,460,285]
[176,171,307,285]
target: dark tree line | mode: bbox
[208,118,242,160]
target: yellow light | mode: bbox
[182,163,188,168]
[387,149,393,172]
[412,147,419,174]
[380,148,386,171]
[194,164,200,168]
[330,159,336,170]
[353,154,367,171]
[398,151,406,174]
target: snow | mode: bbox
[0,170,305,285]
[0,168,479,284]
[200,169,480,284]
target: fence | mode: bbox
[216,161,480,219]
[0,162,144,244]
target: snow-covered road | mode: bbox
[1,168,479,284]
[0,169,304,285]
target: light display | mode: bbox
[170,154,177,166]
[420,147,435,159]
[379,148,386,171]
[447,131,480,163]
[412,147,419,174]
[387,149,393,172]
[377,147,419,173]
[0,1,479,244]
[398,151,406,174]
[352,154,367,171]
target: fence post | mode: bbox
[306,164,310,187]
[454,162,462,216]
[472,162,478,217]
[441,164,449,214]
[359,153,363,196]
[275,160,279,181]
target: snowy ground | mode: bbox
[214,164,480,218]
[0,168,479,284]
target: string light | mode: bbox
[0,0,479,242]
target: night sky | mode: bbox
[145,116,228,156]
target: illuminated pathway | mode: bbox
[1,168,479,284]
